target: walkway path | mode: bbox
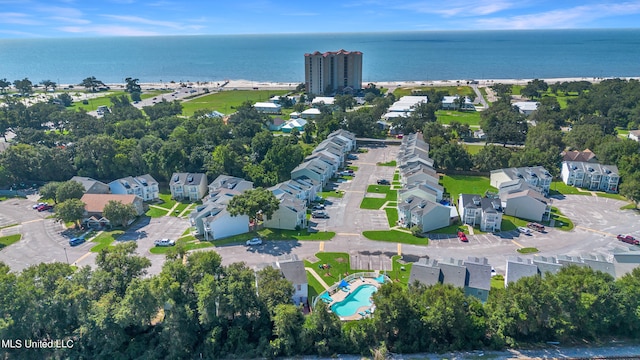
[305,267,330,290]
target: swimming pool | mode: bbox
[331,284,377,317]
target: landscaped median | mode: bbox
[360,185,397,210]
[149,234,212,254]
[90,230,124,252]
[362,230,428,245]
[0,234,22,249]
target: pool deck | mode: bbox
[327,277,380,321]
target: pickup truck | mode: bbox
[617,234,639,245]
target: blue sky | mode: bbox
[1,0,639,38]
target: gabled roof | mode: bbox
[481,198,502,213]
[278,254,307,285]
[533,256,563,276]
[439,258,467,288]
[492,166,552,183]
[409,258,441,286]
[71,176,109,192]
[209,175,253,192]
[561,149,597,163]
[81,194,139,213]
[563,161,619,177]
[171,173,206,186]
[460,194,483,209]
[464,257,491,291]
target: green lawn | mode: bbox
[428,223,468,235]
[347,165,359,172]
[0,223,19,230]
[394,85,475,98]
[304,252,352,286]
[376,160,397,167]
[464,144,485,155]
[149,234,213,254]
[90,230,124,252]
[306,269,326,299]
[319,190,344,199]
[393,172,400,181]
[70,91,127,112]
[621,203,639,210]
[517,247,539,254]
[208,228,336,247]
[385,208,398,227]
[549,181,590,196]
[181,90,289,116]
[491,275,505,289]
[361,185,397,210]
[171,203,189,217]
[146,206,169,218]
[156,192,177,209]
[440,175,496,203]
[436,110,482,126]
[362,230,428,245]
[388,255,413,285]
[0,234,21,249]
[502,207,574,232]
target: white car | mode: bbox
[33,202,46,209]
[154,238,175,247]
[246,238,263,246]
[518,226,532,235]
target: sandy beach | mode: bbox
[96,76,640,93]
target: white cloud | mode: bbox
[50,16,91,25]
[0,12,42,25]
[35,5,84,18]
[475,1,640,29]
[58,25,158,36]
[394,0,520,17]
[101,14,182,29]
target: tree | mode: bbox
[0,78,10,93]
[124,77,141,93]
[13,78,33,96]
[525,122,564,154]
[54,198,85,228]
[473,145,513,172]
[480,102,528,145]
[430,143,472,171]
[39,182,61,203]
[142,99,183,121]
[334,94,356,112]
[56,93,73,107]
[56,180,85,203]
[103,200,138,228]
[564,124,605,150]
[39,80,57,92]
[227,188,280,224]
[79,76,105,92]
[620,173,640,208]
[271,304,305,357]
[94,242,151,297]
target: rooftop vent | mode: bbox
[472,196,481,206]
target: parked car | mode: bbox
[527,222,545,232]
[617,234,639,245]
[246,237,263,246]
[69,237,85,246]
[518,226,532,235]
[457,231,468,242]
[312,204,325,210]
[347,154,358,160]
[154,238,175,247]
[37,204,53,212]
[377,179,390,185]
[312,210,329,219]
[33,202,46,209]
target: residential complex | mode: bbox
[170,173,208,201]
[109,174,160,202]
[396,133,453,232]
[561,161,620,193]
[409,256,493,302]
[304,49,363,95]
[490,166,552,195]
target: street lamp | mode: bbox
[63,247,69,265]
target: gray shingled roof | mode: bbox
[464,257,491,291]
[278,255,307,285]
[439,258,467,288]
[533,256,563,276]
[409,258,441,286]
[505,257,538,285]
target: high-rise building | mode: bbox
[304,49,362,95]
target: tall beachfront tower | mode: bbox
[304,49,363,95]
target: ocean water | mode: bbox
[0,29,639,84]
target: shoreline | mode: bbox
[90,76,640,92]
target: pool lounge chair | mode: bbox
[358,311,366,317]
[360,276,365,282]
[341,287,350,293]
[365,309,372,314]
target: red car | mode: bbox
[617,234,639,245]
[37,204,52,212]
[457,231,468,242]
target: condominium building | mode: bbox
[304,49,363,95]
